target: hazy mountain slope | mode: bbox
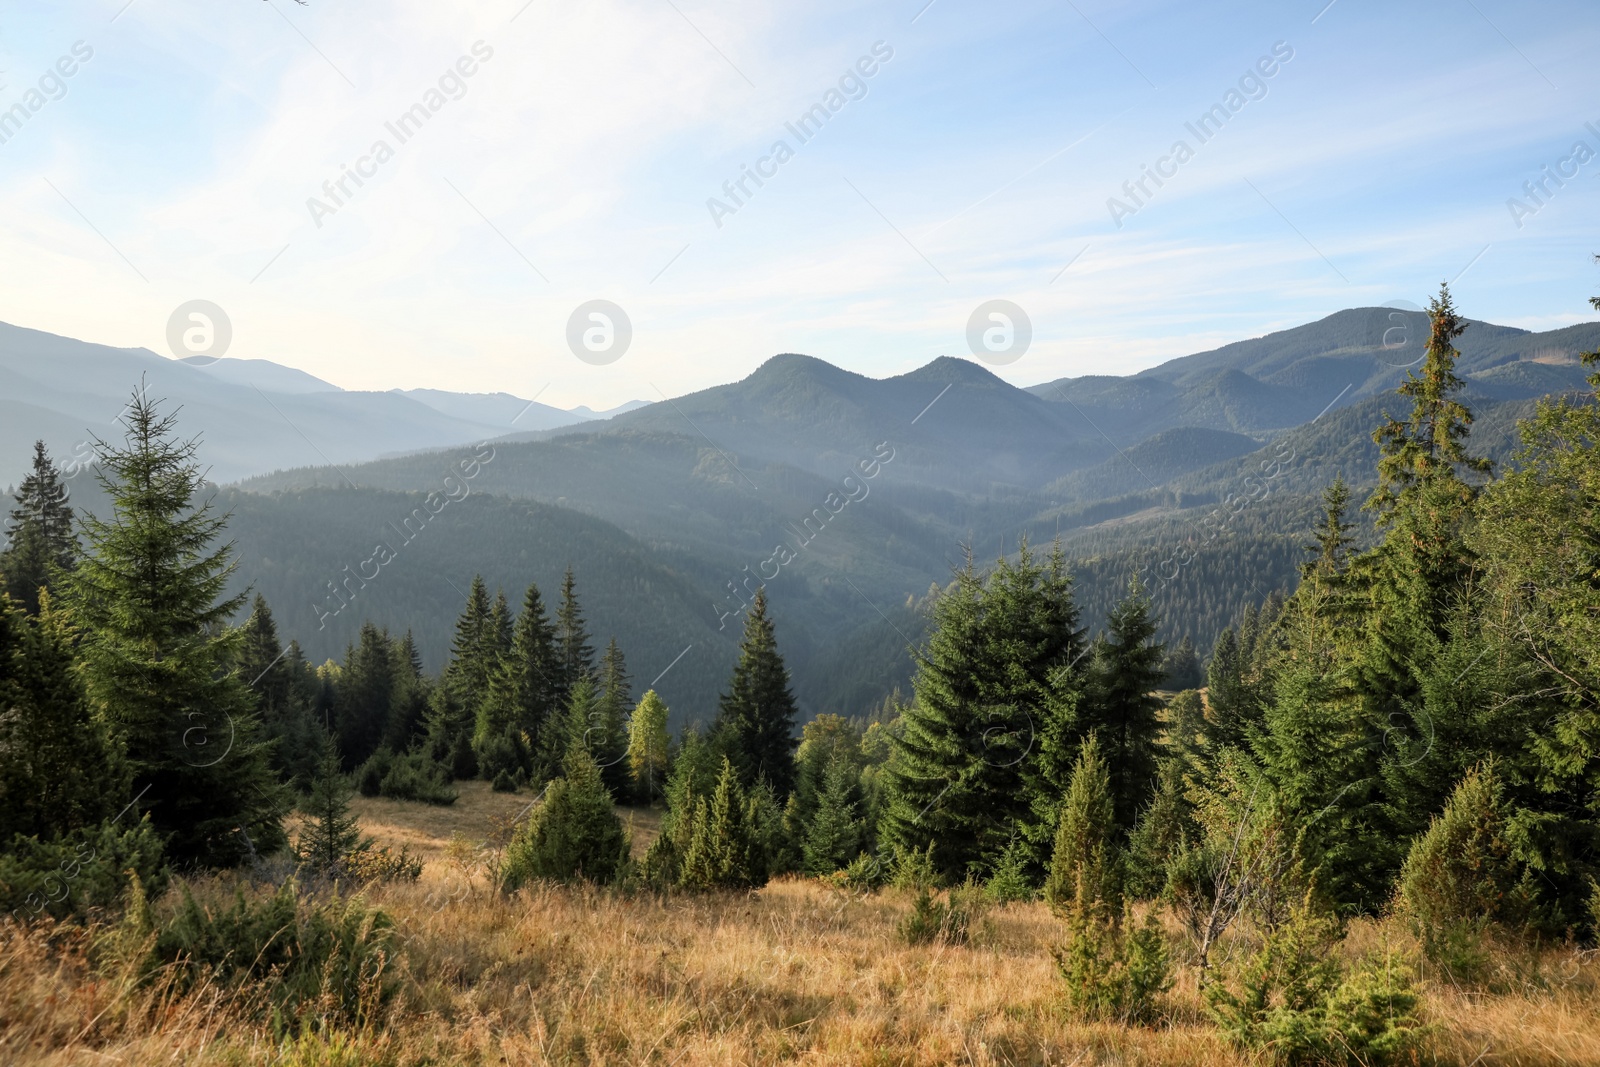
[398,388,588,431]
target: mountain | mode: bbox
[0,321,617,487]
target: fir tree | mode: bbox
[500,747,628,888]
[236,594,318,784]
[1044,733,1120,911]
[1081,575,1165,834]
[553,567,595,706]
[296,728,368,877]
[383,631,431,753]
[442,575,495,710]
[1161,636,1202,691]
[881,541,1084,881]
[0,441,79,616]
[680,757,759,890]
[712,587,800,797]
[627,689,671,803]
[0,592,126,842]
[803,754,864,875]
[482,582,559,775]
[594,637,632,795]
[65,387,287,867]
[335,622,397,769]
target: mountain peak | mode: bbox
[894,355,1010,387]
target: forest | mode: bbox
[1,281,1598,1065]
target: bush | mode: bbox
[900,881,986,946]
[355,750,458,806]
[828,851,886,892]
[491,770,517,794]
[0,817,167,924]
[501,749,629,890]
[1207,893,1424,1065]
[1055,899,1172,1025]
[150,878,397,1029]
[888,842,939,891]
[985,838,1035,903]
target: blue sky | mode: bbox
[0,0,1596,408]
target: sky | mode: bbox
[0,0,1597,409]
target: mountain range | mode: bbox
[4,307,1596,728]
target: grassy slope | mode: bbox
[6,788,1599,1066]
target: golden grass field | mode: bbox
[3,782,1598,1066]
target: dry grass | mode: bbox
[4,787,1598,1066]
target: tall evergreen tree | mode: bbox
[1161,636,1202,691]
[680,756,759,890]
[594,637,632,794]
[334,623,398,770]
[803,753,864,875]
[66,387,287,866]
[553,567,595,707]
[1081,575,1165,834]
[881,542,1084,881]
[1,441,79,615]
[0,593,126,842]
[383,631,431,753]
[712,587,801,797]
[481,582,559,771]
[296,728,367,877]
[236,594,319,785]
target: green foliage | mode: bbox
[1044,733,1120,912]
[65,388,288,868]
[353,747,458,805]
[236,597,321,787]
[1126,758,1194,900]
[1054,900,1172,1025]
[0,440,79,615]
[679,757,761,890]
[500,747,628,889]
[491,769,517,793]
[882,541,1084,882]
[888,841,939,891]
[0,817,167,924]
[900,880,986,946]
[593,637,632,795]
[0,595,126,843]
[1082,575,1166,833]
[984,836,1035,903]
[626,690,671,803]
[802,754,864,875]
[297,730,370,878]
[150,879,397,1030]
[712,587,800,797]
[1398,760,1527,965]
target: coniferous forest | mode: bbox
[2,282,1600,1064]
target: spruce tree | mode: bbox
[680,756,759,890]
[627,690,671,803]
[594,637,632,795]
[336,622,397,769]
[803,754,864,875]
[881,541,1084,881]
[66,387,287,867]
[0,441,79,616]
[553,567,595,706]
[0,592,126,842]
[236,594,319,784]
[1081,575,1165,834]
[501,747,629,888]
[1045,733,1120,910]
[481,581,559,774]
[383,631,431,753]
[297,728,367,877]
[712,587,800,797]
[1161,636,1202,691]
[442,575,495,708]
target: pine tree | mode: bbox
[1081,576,1165,834]
[627,690,671,803]
[712,587,800,797]
[442,575,495,708]
[553,567,594,707]
[1161,636,1202,691]
[0,441,79,616]
[336,622,397,769]
[481,582,559,775]
[881,541,1084,882]
[1044,733,1120,911]
[297,728,368,877]
[236,594,319,784]
[594,637,632,795]
[1305,475,1356,582]
[0,592,126,842]
[383,631,431,753]
[500,747,628,888]
[66,387,287,867]
[680,757,759,890]
[803,754,864,875]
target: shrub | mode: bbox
[491,770,517,794]
[679,758,760,891]
[900,881,986,946]
[984,837,1035,903]
[0,817,167,924]
[1055,899,1172,1025]
[830,851,886,892]
[150,879,397,1029]
[888,842,939,891]
[501,749,628,890]
[354,748,458,805]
